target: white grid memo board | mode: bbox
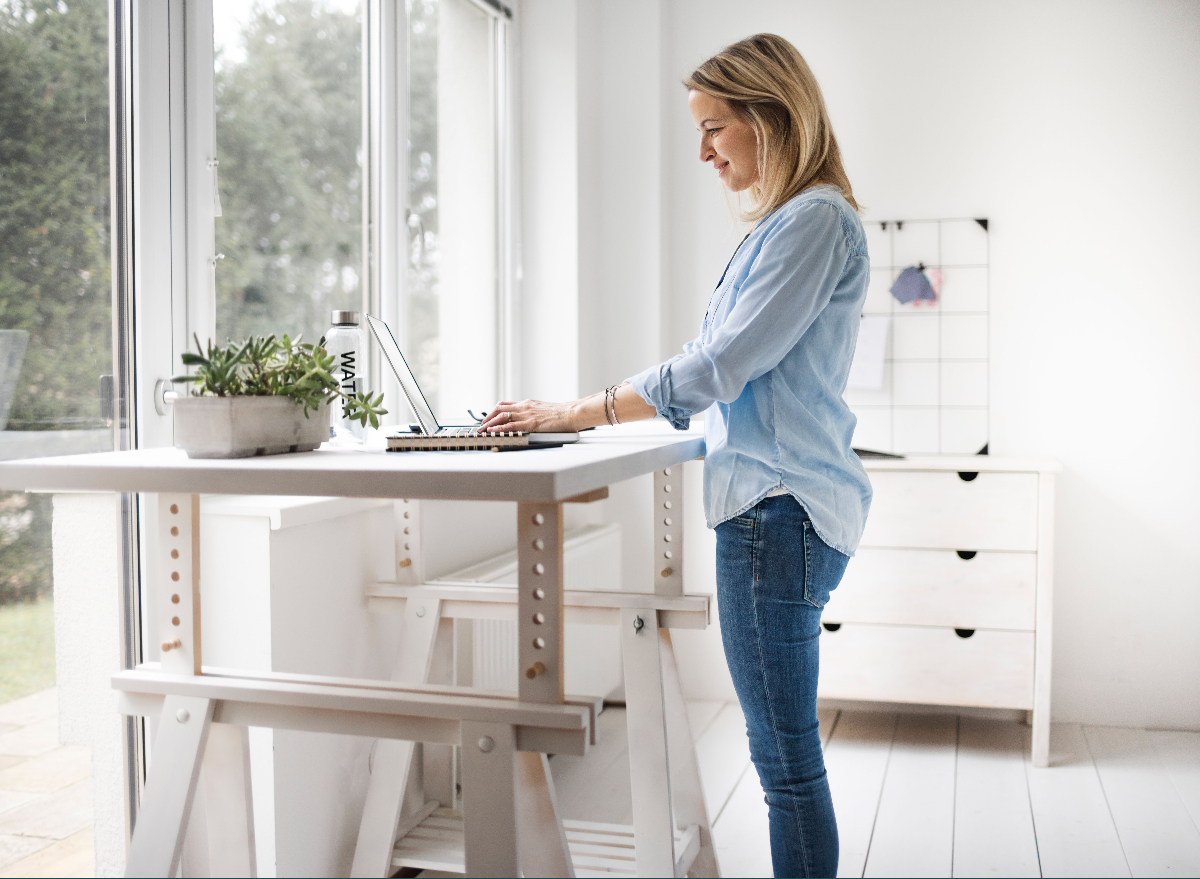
[847,217,990,455]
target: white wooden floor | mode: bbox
[5,687,1199,878]
[548,702,1200,879]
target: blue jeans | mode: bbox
[715,494,849,878]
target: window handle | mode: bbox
[154,379,180,417]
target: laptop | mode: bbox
[365,315,579,452]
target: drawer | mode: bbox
[861,470,1040,551]
[817,623,1034,710]
[825,548,1036,630]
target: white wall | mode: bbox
[53,493,126,877]
[536,0,1200,727]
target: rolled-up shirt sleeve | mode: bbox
[627,202,850,430]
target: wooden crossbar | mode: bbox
[112,667,593,756]
[365,583,711,629]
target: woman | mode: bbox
[482,33,870,879]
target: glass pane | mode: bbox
[0,2,109,872]
[406,0,497,423]
[213,0,364,348]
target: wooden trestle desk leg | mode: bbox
[661,630,720,877]
[622,607,677,877]
[127,494,256,877]
[461,721,520,875]
[125,695,214,877]
[509,501,575,877]
[350,597,443,877]
[516,752,573,877]
[620,464,720,878]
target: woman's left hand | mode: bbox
[480,399,579,433]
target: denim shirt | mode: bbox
[627,185,872,555]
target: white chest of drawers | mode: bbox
[818,455,1060,766]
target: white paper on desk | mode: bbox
[847,316,890,389]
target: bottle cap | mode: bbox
[331,310,360,326]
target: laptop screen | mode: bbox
[365,315,441,436]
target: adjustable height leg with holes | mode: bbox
[126,494,258,879]
[623,466,718,878]
[351,499,576,878]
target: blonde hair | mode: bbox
[685,33,858,221]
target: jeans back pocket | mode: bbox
[802,521,850,609]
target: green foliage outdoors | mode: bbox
[214,0,364,346]
[0,492,51,605]
[0,599,56,703]
[175,333,387,428]
[0,1,109,610]
[0,0,110,430]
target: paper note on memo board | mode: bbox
[848,316,890,390]
[846,217,990,455]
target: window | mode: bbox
[206,0,512,428]
[212,0,365,347]
[0,0,110,715]
[405,0,508,421]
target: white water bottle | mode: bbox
[325,310,366,443]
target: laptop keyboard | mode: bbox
[440,427,527,437]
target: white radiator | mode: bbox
[433,524,623,696]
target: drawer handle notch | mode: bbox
[822,622,842,633]
[954,628,976,639]
[957,471,979,482]
[956,550,977,560]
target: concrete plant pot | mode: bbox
[173,396,331,458]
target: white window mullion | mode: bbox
[367,0,405,417]
[184,0,217,354]
[496,12,518,400]
[130,0,181,449]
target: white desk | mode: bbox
[0,422,715,877]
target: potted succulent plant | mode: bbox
[171,333,386,458]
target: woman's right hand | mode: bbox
[481,384,656,433]
[480,399,581,433]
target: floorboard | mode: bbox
[954,716,1040,878]
[1084,725,1200,877]
[685,700,725,744]
[435,703,1200,879]
[823,710,895,879]
[1148,730,1200,834]
[1025,723,1130,878]
[862,713,957,878]
[694,702,753,822]
[710,764,772,878]
[550,706,633,825]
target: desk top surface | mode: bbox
[0,422,705,502]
